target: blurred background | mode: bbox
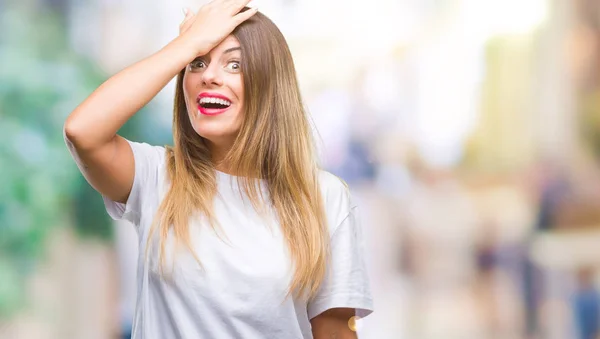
[2,0,600,338]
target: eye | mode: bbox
[189,58,206,70]
[226,61,241,72]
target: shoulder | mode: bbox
[125,140,169,178]
[317,170,356,234]
[127,140,168,165]
[317,170,351,205]
[126,140,169,194]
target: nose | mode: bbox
[201,63,223,87]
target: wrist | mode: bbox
[162,35,202,68]
[171,34,209,60]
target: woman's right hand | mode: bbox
[179,0,257,57]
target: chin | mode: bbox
[193,127,237,143]
[191,119,241,143]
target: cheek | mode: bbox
[235,80,243,97]
[183,73,203,114]
[183,73,195,97]
[231,76,244,104]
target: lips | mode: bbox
[196,92,233,116]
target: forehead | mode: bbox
[203,35,241,58]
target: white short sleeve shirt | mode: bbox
[70,138,373,339]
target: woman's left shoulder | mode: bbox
[317,170,349,198]
[317,170,357,232]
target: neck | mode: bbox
[206,138,236,175]
[206,138,261,179]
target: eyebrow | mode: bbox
[223,47,241,55]
[194,47,241,62]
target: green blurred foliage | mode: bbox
[0,2,171,318]
[0,4,108,318]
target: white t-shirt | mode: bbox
[69,139,373,338]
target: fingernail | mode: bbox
[182,7,188,16]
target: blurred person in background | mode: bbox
[572,267,600,339]
[62,0,373,338]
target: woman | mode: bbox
[64,0,373,338]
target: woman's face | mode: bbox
[183,35,244,147]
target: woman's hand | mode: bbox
[179,0,257,56]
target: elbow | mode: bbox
[63,116,86,149]
[63,113,111,151]
[63,117,78,142]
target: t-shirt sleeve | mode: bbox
[63,127,164,227]
[307,205,374,319]
[101,140,164,226]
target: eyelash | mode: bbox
[228,60,241,70]
[189,59,206,69]
[189,59,241,72]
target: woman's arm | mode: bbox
[63,0,257,203]
[311,308,358,339]
[64,36,197,203]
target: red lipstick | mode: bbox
[197,92,233,116]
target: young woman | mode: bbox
[64,0,373,337]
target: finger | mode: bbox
[232,6,258,25]
[221,0,238,6]
[179,8,194,31]
[179,17,189,30]
[182,7,194,21]
[180,9,188,25]
[208,0,229,8]
[234,0,252,7]
[225,0,252,13]
[180,20,194,34]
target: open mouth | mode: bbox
[197,97,232,109]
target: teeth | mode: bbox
[199,97,231,106]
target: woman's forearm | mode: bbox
[64,35,196,150]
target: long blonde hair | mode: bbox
[147,10,329,300]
